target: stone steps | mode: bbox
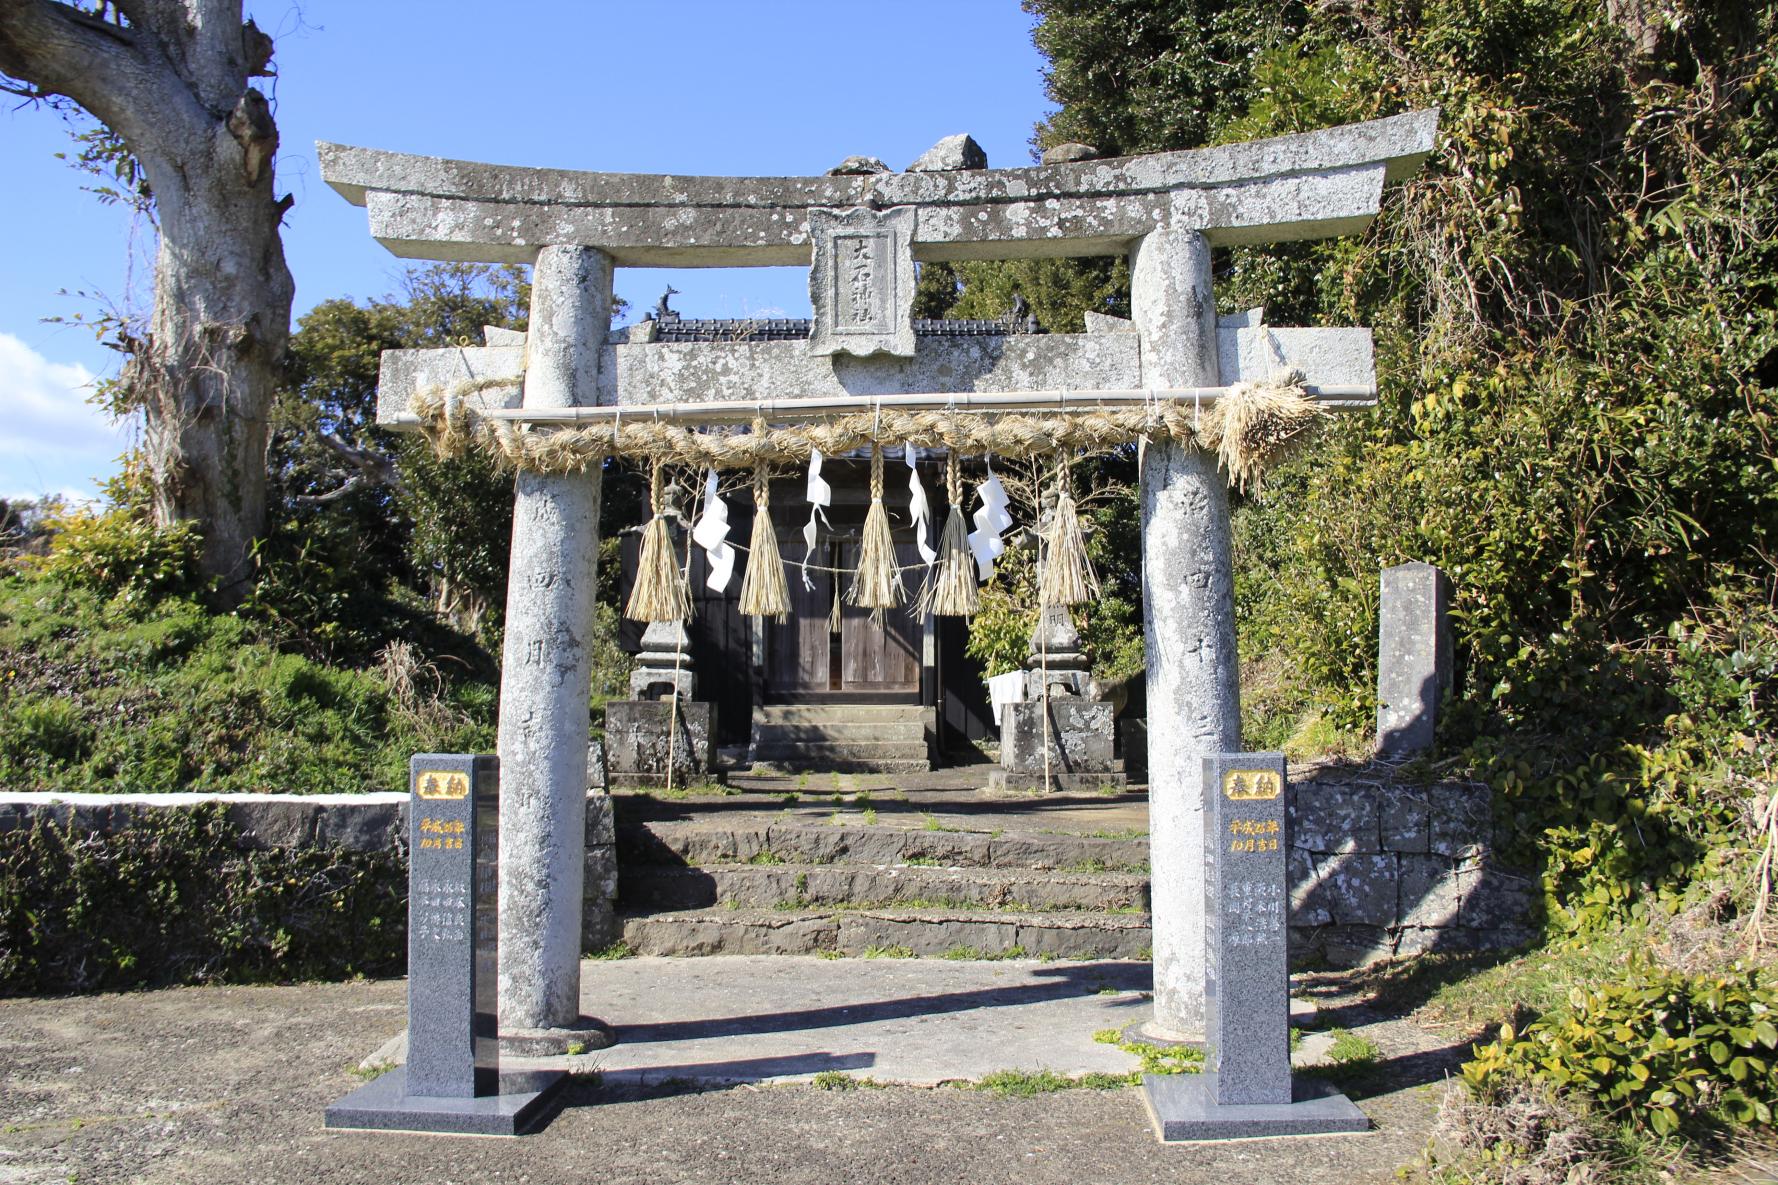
[620,906,1152,960]
[614,809,1153,960]
[748,704,931,773]
[615,822,1150,873]
[620,862,1151,912]
[755,704,928,724]
[750,740,931,764]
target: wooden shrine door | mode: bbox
[766,536,922,700]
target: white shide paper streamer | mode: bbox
[691,467,735,592]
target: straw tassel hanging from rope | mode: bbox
[738,464,790,620]
[919,451,979,617]
[848,441,905,614]
[625,462,693,622]
[1037,453,1100,608]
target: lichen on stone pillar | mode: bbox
[1132,222,1243,1041]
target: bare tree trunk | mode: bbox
[0,1,294,597]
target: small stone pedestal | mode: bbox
[1143,753,1367,1142]
[604,701,717,789]
[988,700,1122,792]
[325,755,567,1137]
[988,608,1123,793]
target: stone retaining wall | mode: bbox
[1287,764,1536,964]
[0,791,621,953]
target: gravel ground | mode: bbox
[0,975,1467,1185]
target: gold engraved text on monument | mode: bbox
[1222,769,1281,800]
[416,770,470,800]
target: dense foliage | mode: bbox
[998,0,1778,934]
[0,567,493,794]
[0,806,405,995]
[1464,966,1778,1134]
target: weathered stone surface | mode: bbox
[1317,923,1394,967]
[827,155,890,176]
[586,741,607,792]
[1135,224,1237,1040]
[808,206,916,358]
[482,325,526,347]
[1042,142,1099,164]
[584,792,614,846]
[1286,847,1330,926]
[1458,860,1537,930]
[1291,782,1383,853]
[907,134,987,173]
[321,110,1438,265]
[1428,783,1492,857]
[371,322,1378,428]
[1398,853,1463,928]
[1378,785,1432,852]
[1314,853,1398,926]
[495,245,609,1033]
[603,701,717,785]
[997,700,1117,779]
[1376,562,1452,757]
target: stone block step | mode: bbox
[749,757,932,774]
[756,705,929,724]
[620,906,1151,960]
[752,723,926,744]
[620,863,1150,913]
[616,822,1149,874]
[751,740,930,763]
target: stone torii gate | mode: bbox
[321,110,1437,1046]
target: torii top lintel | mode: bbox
[317,110,1437,270]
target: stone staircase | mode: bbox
[747,704,932,774]
[616,810,1152,960]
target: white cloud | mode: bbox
[0,332,132,501]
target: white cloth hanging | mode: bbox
[987,671,1027,729]
[801,448,833,591]
[691,467,735,592]
[906,443,935,567]
[967,458,1014,583]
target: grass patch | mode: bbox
[809,1071,887,1091]
[962,1068,1135,1096]
[588,940,635,961]
[940,944,1029,961]
[1325,1027,1379,1067]
[746,849,785,866]
[1094,1028,1205,1075]
[861,945,915,959]
[638,780,738,801]
[861,807,878,825]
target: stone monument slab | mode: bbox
[604,700,717,788]
[808,206,915,358]
[1143,753,1366,1141]
[324,754,566,1137]
[1376,561,1452,757]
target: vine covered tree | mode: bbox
[0,0,295,595]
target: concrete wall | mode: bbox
[0,791,621,954]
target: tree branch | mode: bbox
[318,430,406,495]
[0,0,202,156]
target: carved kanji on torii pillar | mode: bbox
[321,109,1438,1043]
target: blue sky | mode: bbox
[0,0,1050,502]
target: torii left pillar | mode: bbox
[496,244,614,1049]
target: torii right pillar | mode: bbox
[1133,221,1240,1040]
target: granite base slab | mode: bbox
[324,1067,568,1137]
[1142,1072,1369,1142]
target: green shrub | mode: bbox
[0,805,406,995]
[30,505,200,607]
[0,576,494,794]
[1462,967,1778,1135]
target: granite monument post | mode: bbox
[325,754,567,1136]
[1143,753,1367,1141]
